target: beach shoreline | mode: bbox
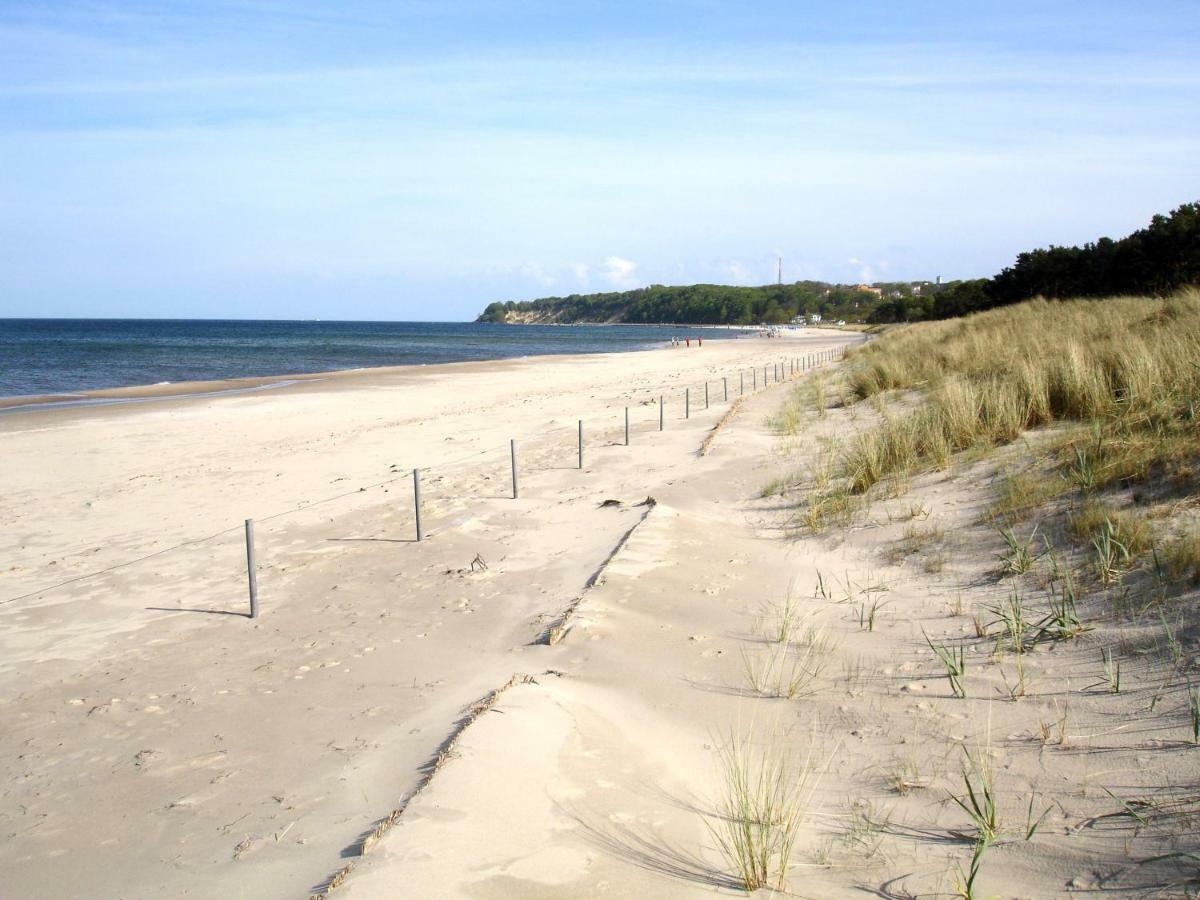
[0,328,853,899]
[5,323,1185,898]
[0,325,813,419]
[0,318,771,408]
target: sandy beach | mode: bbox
[6,323,1196,899]
[0,330,854,897]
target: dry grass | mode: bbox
[774,374,834,436]
[1068,501,1154,555]
[760,472,802,499]
[1163,525,1200,585]
[884,521,946,566]
[811,374,829,419]
[796,487,862,534]
[840,291,1200,495]
[741,639,829,700]
[991,469,1072,521]
[707,729,818,892]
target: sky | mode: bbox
[1,1,1197,320]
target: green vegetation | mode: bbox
[925,631,967,698]
[476,199,1196,326]
[778,287,1200,634]
[842,290,1200,498]
[707,730,817,892]
[477,281,902,325]
[869,200,1199,322]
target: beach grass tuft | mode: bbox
[706,730,816,892]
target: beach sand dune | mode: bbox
[327,333,1199,899]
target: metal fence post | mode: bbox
[705,382,709,409]
[413,469,423,541]
[510,439,518,499]
[578,420,583,469]
[723,376,728,401]
[686,387,690,419]
[659,395,664,430]
[625,407,630,446]
[244,519,258,619]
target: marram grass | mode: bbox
[840,290,1200,494]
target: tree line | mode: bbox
[869,200,1199,323]
[477,281,898,326]
[476,200,1198,326]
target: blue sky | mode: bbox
[1,1,1197,320]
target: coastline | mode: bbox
[0,328,853,899]
[0,322,791,417]
[0,318,759,409]
[5,324,1175,898]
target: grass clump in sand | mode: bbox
[996,524,1042,575]
[991,468,1072,520]
[884,520,946,566]
[950,758,997,900]
[1162,524,1200,585]
[796,486,862,534]
[707,730,818,892]
[924,632,967,698]
[741,638,829,700]
[756,591,807,645]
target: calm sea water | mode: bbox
[0,319,742,399]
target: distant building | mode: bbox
[855,284,883,297]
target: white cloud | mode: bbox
[520,261,556,287]
[725,261,750,284]
[847,257,876,283]
[602,255,638,289]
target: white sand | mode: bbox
[7,326,1191,899]
[0,330,851,897]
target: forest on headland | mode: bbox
[476,201,1199,325]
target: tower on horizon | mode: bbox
[777,256,782,285]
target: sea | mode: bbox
[0,319,744,400]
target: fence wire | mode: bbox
[3,342,856,606]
